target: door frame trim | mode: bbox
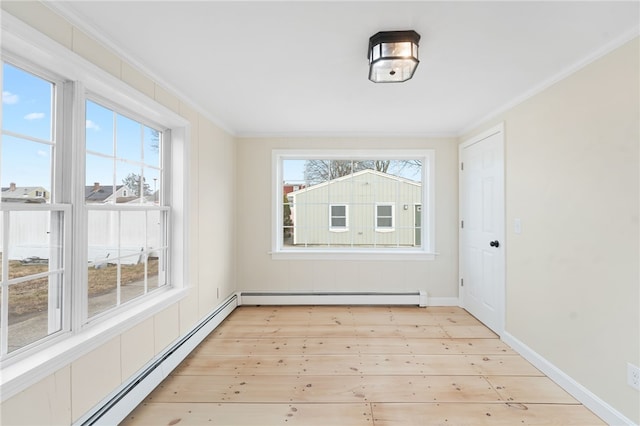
[458,122,506,336]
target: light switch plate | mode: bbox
[514,218,522,234]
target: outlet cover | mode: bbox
[628,363,640,390]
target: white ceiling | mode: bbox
[53,1,639,137]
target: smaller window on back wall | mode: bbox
[275,151,435,257]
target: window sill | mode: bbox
[271,250,436,261]
[0,287,188,402]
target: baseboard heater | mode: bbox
[240,291,428,307]
[78,293,238,426]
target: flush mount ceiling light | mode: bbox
[368,30,421,83]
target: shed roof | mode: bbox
[288,169,420,197]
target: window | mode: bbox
[1,62,70,356]
[329,204,348,231]
[84,98,168,319]
[273,150,435,258]
[0,20,188,370]
[376,203,395,231]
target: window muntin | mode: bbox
[84,99,168,320]
[277,153,432,254]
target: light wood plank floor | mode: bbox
[121,306,604,425]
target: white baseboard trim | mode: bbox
[427,297,460,306]
[239,291,423,306]
[238,291,460,307]
[76,293,239,426]
[502,331,637,426]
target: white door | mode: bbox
[459,124,505,334]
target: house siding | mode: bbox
[290,170,421,247]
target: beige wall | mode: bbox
[0,2,236,424]
[236,137,459,296]
[463,37,639,423]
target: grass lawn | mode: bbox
[5,258,158,318]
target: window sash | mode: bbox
[0,204,72,357]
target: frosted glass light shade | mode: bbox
[368,30,420,83]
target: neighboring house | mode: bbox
[288,169,422,247]
[1,183,49,203]
[85,182,137,203]
[283,183,307,195]
[126,191,160,205]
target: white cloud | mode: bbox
[24,112,45,120]
[86,119,101,131]
[3,91,19,105]
[37,150,48,157]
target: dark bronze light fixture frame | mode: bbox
[368,30,421,83]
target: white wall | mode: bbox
[0,2,236,424]
[463,37,639,423]
[236,137,459,297]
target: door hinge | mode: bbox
[461,220,464,229]
[460,162,464,171]
[460,278,464,287]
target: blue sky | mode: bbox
[2,62,53,189]
[2,62,160,193]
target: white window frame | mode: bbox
[329,204,349,232]
[1,14,190,402]
[272,149,436,260]
[375,203,395,232]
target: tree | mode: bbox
[122,173,151,197]
[148,129,160,152]
[303,159,421,184]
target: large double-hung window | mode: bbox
[1,62,70,356]
[0,21,187,367]
[84,98,169,319]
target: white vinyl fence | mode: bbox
[1,210,162,265]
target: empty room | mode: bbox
[0,1,638,425]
